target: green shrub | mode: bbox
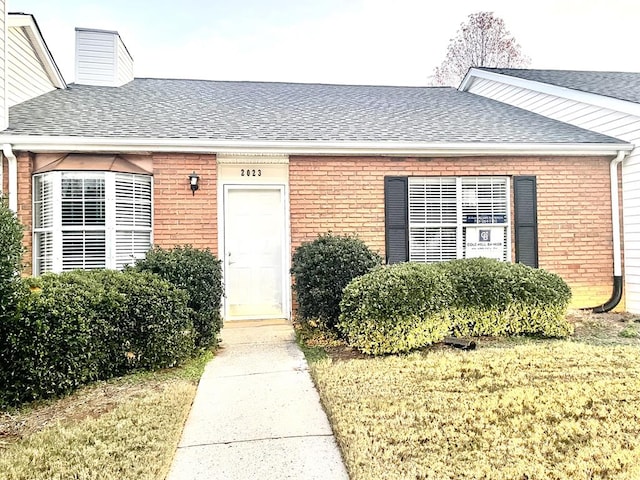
[0,196,25,324]
[338,258,573,355]
[291,233,382,331]
[2,272,108,406]
[439,258,573,338]
[135,245,223,348]
[0,270,195,408]
[338,263,454,354]
[88,269,196,372]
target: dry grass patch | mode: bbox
[311,342,640,480]
[0,352,211,480]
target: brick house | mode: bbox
[0,24,633,320]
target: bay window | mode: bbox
[33,171,152,274]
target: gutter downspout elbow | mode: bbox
[590,150,626,313]
[2,144,17,212]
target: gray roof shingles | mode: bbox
[1,78,625,145]
[481,68,640,105]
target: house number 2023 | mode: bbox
[241,169,262,177]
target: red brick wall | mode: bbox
[17,152,219,272]
[11,151,619,309]
[152,153,218,254]
[289,155,619,309]
[17,152,33,274]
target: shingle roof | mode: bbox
[481,68,640,104]
[1,78,624,145]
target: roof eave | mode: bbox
[8,13,67,89]
[0,136,632,156]
[460,68,640,118]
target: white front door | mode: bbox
[224,186,287,320]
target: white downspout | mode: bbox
[590,150,627,312]
[3,143,17,212]
[610,150,625,279]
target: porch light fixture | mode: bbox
[189,171,200,195]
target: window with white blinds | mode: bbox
[33,172,153,274]
[408,176,509,263]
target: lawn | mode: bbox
[308,312,640,480]
[0,351,212,480]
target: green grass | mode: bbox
[310,342,640,480]
[0,350,213,480]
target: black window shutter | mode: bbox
[513,176,539,268]
[384,176,409,264]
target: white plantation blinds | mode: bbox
[61,174,106,270]
[461,177,508,225]
[33,175,54,273]
[33,172,153,274]
[408,177,509,263]
[115,174,152,269]
[409,177,458,262]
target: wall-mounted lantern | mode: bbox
[189,171,200,195]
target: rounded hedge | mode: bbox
[291,233,382,331]
[135,245,223,348]
[0,269,195,408]
[338,258,573,355]
[338,263,454,354]
[439,258,573,338]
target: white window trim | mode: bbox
[408,176,511,263]
[32,171,154,274]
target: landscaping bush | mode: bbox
[338,258,573,355]
[89,269,196,372]
[291,233,382,331]
[0,270,195,408]
[439,258,573,338]
[2,272,110,406]
[338,263,454,354]
[0,196,25,324]
[135,245,223,348]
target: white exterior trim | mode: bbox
[217,153,289,164]
[217,160,291,321]
[0,135,631,156]
[3,143,16,211]
[8,14,65,88]
[461,68,640,118]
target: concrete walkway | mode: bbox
[167,321,349,480]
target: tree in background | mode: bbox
[431,12,530,86]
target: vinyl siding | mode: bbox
[116,36,133,86]
[467,75,640,313]
[76,29,117,86]
[76,29,133,87]
[7,26,55,106]
[0,3,6,129]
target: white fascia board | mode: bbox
[0,135,632,157]
[460,68,640,118]
[9,14,66,88]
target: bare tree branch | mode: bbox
[430,12,530,86]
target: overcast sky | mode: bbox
[10,0,640,86]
